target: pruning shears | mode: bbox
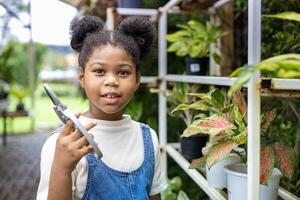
[43,83,103,159]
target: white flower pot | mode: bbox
[224,163,282,200]
[206,154,241,189]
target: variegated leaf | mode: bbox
[182,125,202,137]
[194,115,235,135]
[232,129,247,145]
[261,109,276,134]
[233,90,247,117]
[232,105,246,131]
[273,143,296,180]
[260,146,275,185]
[211,131,226,142]
[206,140,238,168]
[189,156,207,170]
[210,88,225,109]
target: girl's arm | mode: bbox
[47,119,95,200]
[149,194,161,200]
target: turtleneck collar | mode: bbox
[79,114,132,132]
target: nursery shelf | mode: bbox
[140,76,157,84]
[165,143,227,200]
[165,143,299,200]
[116,8,157,16]
[261,78,300,90]
[165,74,237,86]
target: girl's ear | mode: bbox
[135,72,141,91]
[78,68,85,88]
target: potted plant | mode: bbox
[150,83,209,161]
[180,88,246,189]
[9,85,29,112]
[166,20,225,75]
[223,109,296,200]
[184,89,296,198]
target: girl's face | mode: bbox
[79,45,140,120]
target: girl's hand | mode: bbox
[52,115,96,174]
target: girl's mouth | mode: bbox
[101,93,121,105]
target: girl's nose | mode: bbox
[104,74,119,87]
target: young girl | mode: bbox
[37,15,166,200]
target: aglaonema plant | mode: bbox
[177,88,296,185]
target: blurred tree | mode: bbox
[0,40,48,87]
[0,0,28,41]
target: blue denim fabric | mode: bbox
[82,123,155,200]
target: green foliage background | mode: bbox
[0,40,48,87]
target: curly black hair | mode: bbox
[70,15,156,71]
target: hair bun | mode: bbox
[117,16,156,58]
[70,15,104,52]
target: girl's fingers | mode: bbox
[69,122,96,141]
[60,120,75,136]
[78,145,94,157]
[72,135,93,149]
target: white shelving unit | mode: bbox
[107,1,300,199]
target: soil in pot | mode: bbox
[224,163,282,200]
[180,135,208,162]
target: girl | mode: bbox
[37,15,166,200]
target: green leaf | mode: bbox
[169,176,182,192]
[210,88,225,109]
[273,143,296,180]
[231,105,246,131]
[177,191,190,200]
[260,146,275,185]
[229,67,243,77]
[206,140,238,168]
[263,12,300,23]
[212,52,221,65]
[232,129,247,145]
[228,64,256,96]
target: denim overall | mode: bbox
[82,123,155,200]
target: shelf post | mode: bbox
[158,8,168,180]
[247,0,261,199]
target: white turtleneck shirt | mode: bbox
[36,115,166,200]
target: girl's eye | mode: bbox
[94,69,105,75]
[119,71,129,77]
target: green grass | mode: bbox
[0,83,88,134]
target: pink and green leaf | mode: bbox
[211,131,227,142]
[232,90,247,117]
[261,109,277,134]
[182,115,235,137]
[206,140,238,168]
[260,146,275,185]
[273,143,296,180]
[189,156,207,170]
[182,124,202,137]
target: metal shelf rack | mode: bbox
[106,1,299,199]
